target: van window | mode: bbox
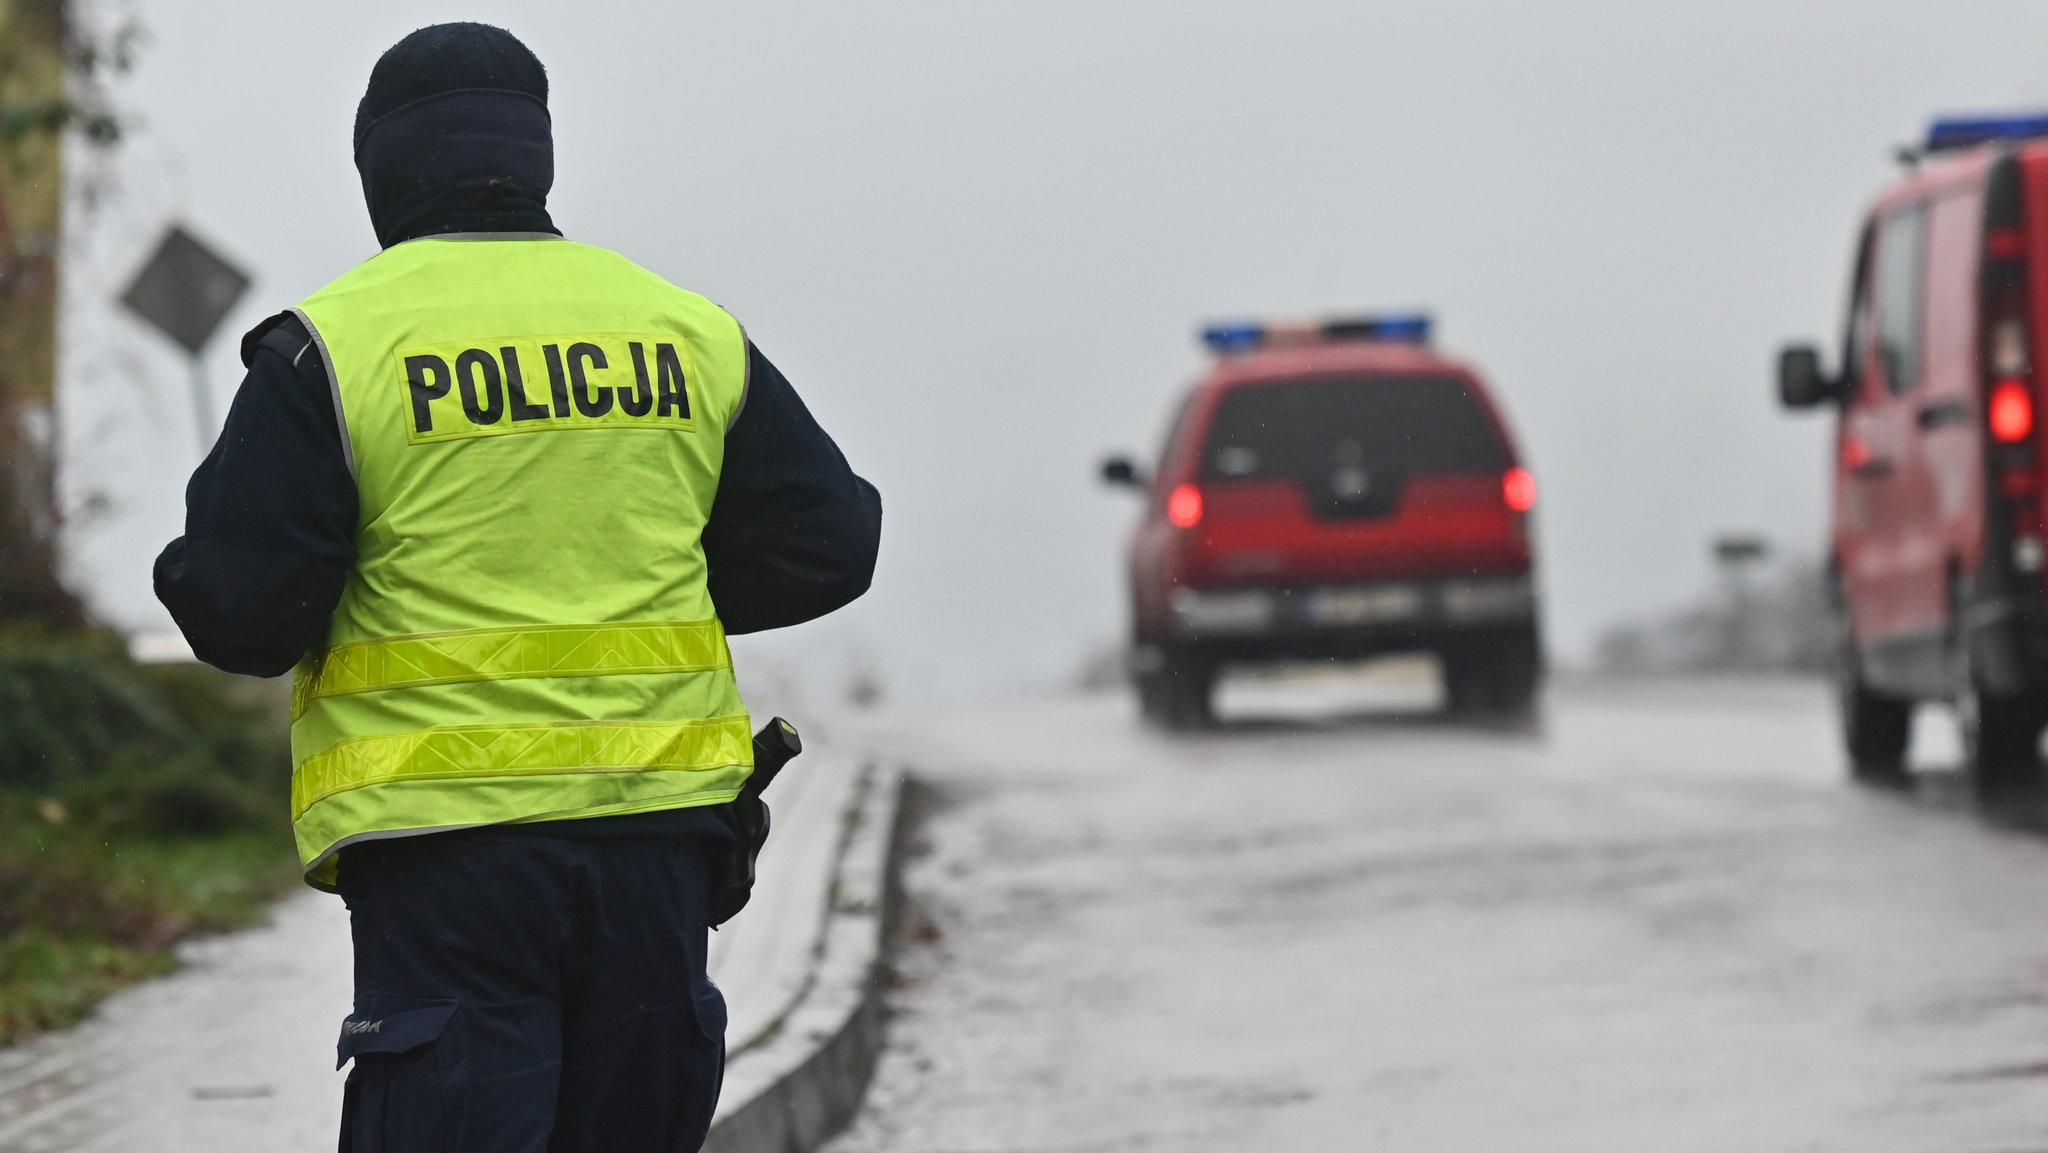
[1201,376,1504,480]
[1875,204,1927,395]
[1923,190,1984,386]
[1840,225,1873,398]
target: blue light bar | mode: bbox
[1199,314,1435,354]
[1200,322,1264,353]
[1926,112,2048,153]
[1330,314,1431,344]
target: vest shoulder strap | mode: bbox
[241,311,313,368]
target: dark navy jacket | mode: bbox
[154,312,882,677]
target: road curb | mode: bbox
[703,760,907,1153]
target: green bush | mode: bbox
[0,632,172,789]
[0,629,286,836]
[0,629,299,1045]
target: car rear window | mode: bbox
[1200,375,1505,480]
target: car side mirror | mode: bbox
[1100,455,1146,489]
[1778,344,1839,409]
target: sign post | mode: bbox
[1712,535,1773,670]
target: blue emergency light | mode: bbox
[1199,322,1265,353]
[1926,112,2048,153]
[1328,314,1432,343]
[1200,313,1433,354]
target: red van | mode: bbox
[1102,316,1540,727]
[1780,114,2048,787]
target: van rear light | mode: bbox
[1502,467,1536,513]
[1987,227,2029,262]
[1992,317,2031,376]
[1980,152,2045,579]
[1166,483,1204,528]
[1990,378,2035,442]
[2016,535,2046,573]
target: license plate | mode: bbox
[1305,585,1422,625]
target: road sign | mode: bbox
[120,226,250,355]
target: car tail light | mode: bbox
[1166,483,1204,528]
[1502,467,1536,514]
[1990,378,2035,442]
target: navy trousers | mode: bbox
[334,812,736,1153]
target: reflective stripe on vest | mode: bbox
[291,620,732,720]
[292,715,754,821]
[289,237,752,890]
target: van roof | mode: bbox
[1867,146,1999,214]
[1863,134,2048,213]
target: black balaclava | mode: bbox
[353,23,559,249]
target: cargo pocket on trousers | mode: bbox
[335,997,461,1153]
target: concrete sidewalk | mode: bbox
[0,744,891,1153]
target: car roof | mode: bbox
[1201,340,1482,390]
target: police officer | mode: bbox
[153,23,881,1153]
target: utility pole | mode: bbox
[0,0,138,626]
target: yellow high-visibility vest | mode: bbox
[288,236,752,889]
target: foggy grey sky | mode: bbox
[56,0,2048,702]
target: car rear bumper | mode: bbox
[1151,575,1538,661]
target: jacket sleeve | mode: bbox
[703,342,882,635]
[152,313,359,677]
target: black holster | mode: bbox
[710,718,802,928]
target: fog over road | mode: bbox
[830,673,2048,1152]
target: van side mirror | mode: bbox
[1100,455,1146,489]
[1778,344,1839,409]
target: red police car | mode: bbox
[1102,315,1541,727]
[1781,113,2048,788]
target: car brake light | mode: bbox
[1502,467,1536,513]
[1990,378,2035,442]
[1166,483,1204,528]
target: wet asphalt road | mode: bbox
[828,671,2048,1152]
